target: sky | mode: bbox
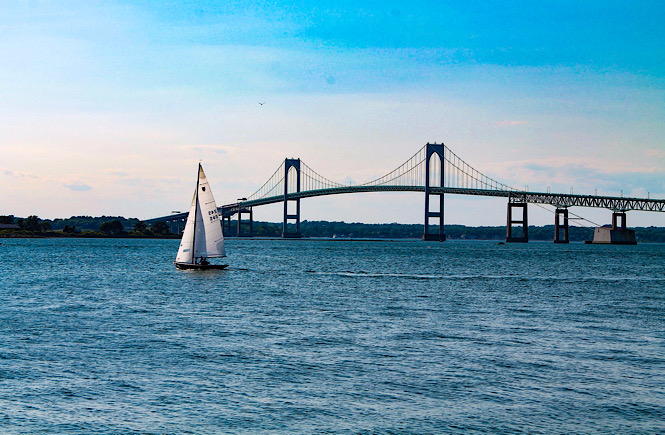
[1,0,664,227]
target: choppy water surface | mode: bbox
[1,238,664,433]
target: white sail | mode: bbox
[175,164,225,264]
[175,189,198,264]
[193,165,225,258]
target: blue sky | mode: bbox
[1,1,664,226]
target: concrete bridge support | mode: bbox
[423,143,446,241]
[554,208,569,243]
[506,201,528,242]
[613,212,627,230]
[283,158,302,238]
[167,218,185,235]
[587,211,636,244]
[222,216,232,234]
[237,207,253,237]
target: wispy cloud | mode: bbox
[488,157,665,197]
[181,144,235,155]
[2,168,39,179]
[342,176,356,185]
[645,149,665,159]
[495,120,528,127]
[63,181,92,192]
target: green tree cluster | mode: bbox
[62,225,77,234]
[99,220,125,235]
[0,215,15,224]
[19,215,41,232]
[133,221,147,234]
[50,216,139,231]
[150,221,171,236]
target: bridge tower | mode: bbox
[423,143,446,241]
[283,158,302,238]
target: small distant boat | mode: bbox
[174,164,228,270]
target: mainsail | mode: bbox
[175,164,225,264]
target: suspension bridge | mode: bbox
[146,143,664,243]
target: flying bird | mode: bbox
[258,102,265,105]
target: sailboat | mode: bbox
[174,164,228,270]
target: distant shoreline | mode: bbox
[2,216,665,242]
[3,233,665,244]
[0,232,181,240]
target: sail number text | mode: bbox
[208,209,220,222]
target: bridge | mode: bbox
[146,143,664,243]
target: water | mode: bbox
[1,238,664,434]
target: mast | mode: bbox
[191,163,201,264]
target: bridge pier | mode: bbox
[423,143,446,241]
[554,208,569,243]
[283,158,302,238]
[506,200,528,242]
[167,218,185,234]
[237,207,253,237]
[586,211,637,245]
[222,215,231,234]
[613,211,627,230]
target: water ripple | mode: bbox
[0,238,664,433]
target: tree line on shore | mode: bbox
[0,215,173,238]
[230,220,597,241]
[2,215,665,242]
[219,220,665,242]
[231,221,603,241]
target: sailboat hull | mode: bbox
[174,262,229,271]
